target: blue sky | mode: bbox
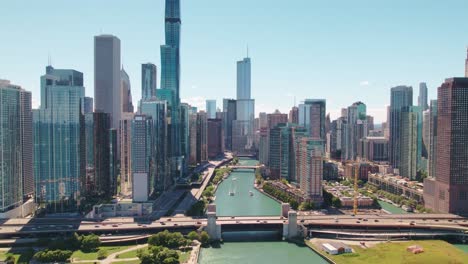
[1,0,468,122]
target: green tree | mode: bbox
[97,249,108,260]
[80,234,101,252]
[187,231,200,241]
[200,231,210,245]
[332,197,342,208]
[163,257,179,264]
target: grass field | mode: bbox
[71,245,132,261]
[307,240,468,264]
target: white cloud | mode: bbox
[181,96,207,111]
[359,80,371,86]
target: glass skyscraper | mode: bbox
[389,86,413,170]
[141,63,157,101]
[0,80,32,213]
[34,66,85,212]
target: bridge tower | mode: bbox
[205,204,221,240]
[283,210,299,239]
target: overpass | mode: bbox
[0,210,467,243]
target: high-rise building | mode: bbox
[109,129,118,196]
[298,99,326,140]
[132,114,152,202]
[180,103,191,173]
[206,100,216,119]
[207,119,223,158]
[233,56,255,154]
[296,137,324,202]
[359,137,388,162]
[366,115,374,132]
[389,86,413,170]
[94,35,121,130]
[196,111,208,164]
[34,66,85,212]
[141,100,169,193]
[222,99,236,150]
[120,112,134,195]
[141,63,157,101]
[418,82,428,111]
[260,110,288,166]
[289,106,299,124]
[19,88,34,198]
[121,68,134,113]
[237,57,251,100]
[427,100,438,178]
[84,96,93,114]
[424,78,468,214]
[400,107,418,180]
[91,112,112,198]
[189,112,198,165]
[343,102,367,161]
[0,80,32,213]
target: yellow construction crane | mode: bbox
[353,165,358,215]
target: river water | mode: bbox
[200,158,328,264]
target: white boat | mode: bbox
[249,191,254,196]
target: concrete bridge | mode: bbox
[0,207,467,244]
[229,165,264,169]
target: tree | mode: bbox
[163,257,179,264]
[4,255,15,264]
[332,197,342,208]
[299,201,315,211]
[187,231,200,241]
[289,200,299,210]
[200,231,210,245]
[97,249,108,260]
[80,234,101,252]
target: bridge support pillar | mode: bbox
[205,205,221,241]
[283,210,298,239]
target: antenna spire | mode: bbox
[247,45,249,58]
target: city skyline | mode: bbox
[2,1,468,122]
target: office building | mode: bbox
[0,80,32,214]
[141,100,169,193]
[141,63,157,100]
[223,99,236,150]
[92,112,112,197]
[207,118,223,158]
[399,107,418,180]
[298,99,326,140]
[121,68,134,113]
[418,82,428,111]
[427,100,438,178]
[132,115,152,202]
[84,96,93,114]
[206,100,216,119]
[343,101,367,161]
[389,86,413,170]
[34,66,85,212]
[424,78,468,214]
[196,111,208,164]
[94,34,121,129]
[359,137,388,162]
[120,113,134,195]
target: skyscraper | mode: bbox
[91,112,112,198]
[389,86,413,170]
[196,111,208,164]
[0,80,32,214]
[207,118,223,158]
[94,35,121,130]
[428,100,438,178]
[233,56,255,154]
[400,107,418,180]
[289,106,299,124]
[296,137,324,202]
[418,82,428,111]
[206,100,216,119]
[424,78,468,214]
[343,101,367,161]
[132,114,152,202]
[120,112,134,195]
[141,63,157,101]
[223,99,236,150]
[298,99,326,140]
[141,100,169,193]
[84,96,93,114]
[121,67,134,113]
[34,66,85,212]
[465,48,468,78]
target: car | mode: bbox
[435,219,439,222]
[263,221,268,223]
[231,216,235,219]
[374,219,379,222]
[300,219,305,223]
[173,223,178,226]
[167,218,172,221]
[142,225,147,227]
[196,221,202,224]
[256,220,260,222]
[410,222,415,226]
[112,224,118,227]
[356,221,361,223]
[161,222,166,225]
[448,219,453,222]
[236,221,240,224]
[94,225,100,228]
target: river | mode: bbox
[200,157,328,264]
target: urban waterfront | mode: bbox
[200,158,328,264]
[378,200,408,214]
[213,158,280,216]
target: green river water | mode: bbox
[200,158,328,264]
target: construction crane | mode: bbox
[353,165,358,215]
